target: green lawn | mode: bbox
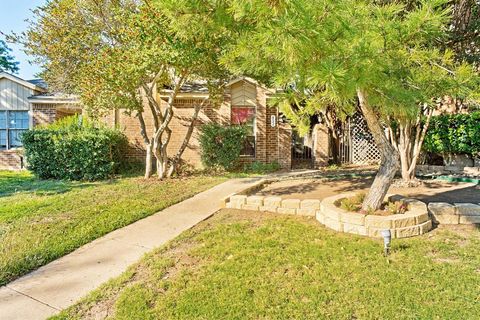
[0,170,226,285]
[54,209,480,320]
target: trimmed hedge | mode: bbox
[22,116,127,180]
[199,123,248,171]
[424,111,480,157]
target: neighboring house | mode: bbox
[0,74,331,171]
[0,72,81,170]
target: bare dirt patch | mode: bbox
[74,236,202,320]
[254,175,480,203]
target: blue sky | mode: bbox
[0,0,46,79]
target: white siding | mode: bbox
[231,81,257,107]
[0,78,38,111]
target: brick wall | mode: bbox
[266,104,279,164]
[278,121,292,169]
[32,104,57,127]
[32,104,82,127]
[255,86,267,163]
[313,124,329,167]
[0,150,24,170]
[109,97,232,166]
[113,81,292,169]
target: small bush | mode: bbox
[386,201,409,215]
[243,161,281,174]
[336,193,409,216]
[337,192,365,212]
[199,123,248,171]
[22,115,127,180]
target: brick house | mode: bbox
[0,74,330,171]
[104,77,330,170]
[0,72,81,170]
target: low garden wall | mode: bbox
[224,191,433,239]
[428,202,480,225]
[223,178,480,239]
[416,165,480,177]
[226,194,320,216]
[318,194,432,239]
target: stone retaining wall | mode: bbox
[317,194,432,239]
[428,202,480,225]
[226,195,319,217]
[416,165,480,177]
[224,192,434,239]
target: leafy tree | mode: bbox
[18,0,232,179]
[424,111,480,160]
[380,0,480,64]
[0,39,19,73]
[220,0,479,210]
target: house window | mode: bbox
[0,111,30,150]
[231,106,256,156]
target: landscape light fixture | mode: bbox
[381,229,391,256]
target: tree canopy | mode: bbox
[17,0,479,209]
[21,0,235,178]
[0,40,19,74]
[218,0,479,209]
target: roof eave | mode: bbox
[0,72,48,93]
[28,96,81,105]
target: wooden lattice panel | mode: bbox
[351,113,380,164]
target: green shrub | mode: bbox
[386,201,409,215]
[22,115,127,180]
[244,161,281,174]
[199,123,248,171]
[337,192,365,212]
[424,112,480,157]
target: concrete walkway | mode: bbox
[0,177,263,320]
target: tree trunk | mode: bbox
[137,111,153,179]
[396,107,433,182]
[145,143,154,178]
[167,98,206,177]
[144,73,187,179]
[156,128,171,179]
[323,108,340,164]
[357,89,400,211]
[398,122,414,181]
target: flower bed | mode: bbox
[318,194,432,238]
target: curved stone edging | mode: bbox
[428,202,480,224]
[317,194,432,239]
[224,192,434,238]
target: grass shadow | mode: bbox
[0,171,118,198]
